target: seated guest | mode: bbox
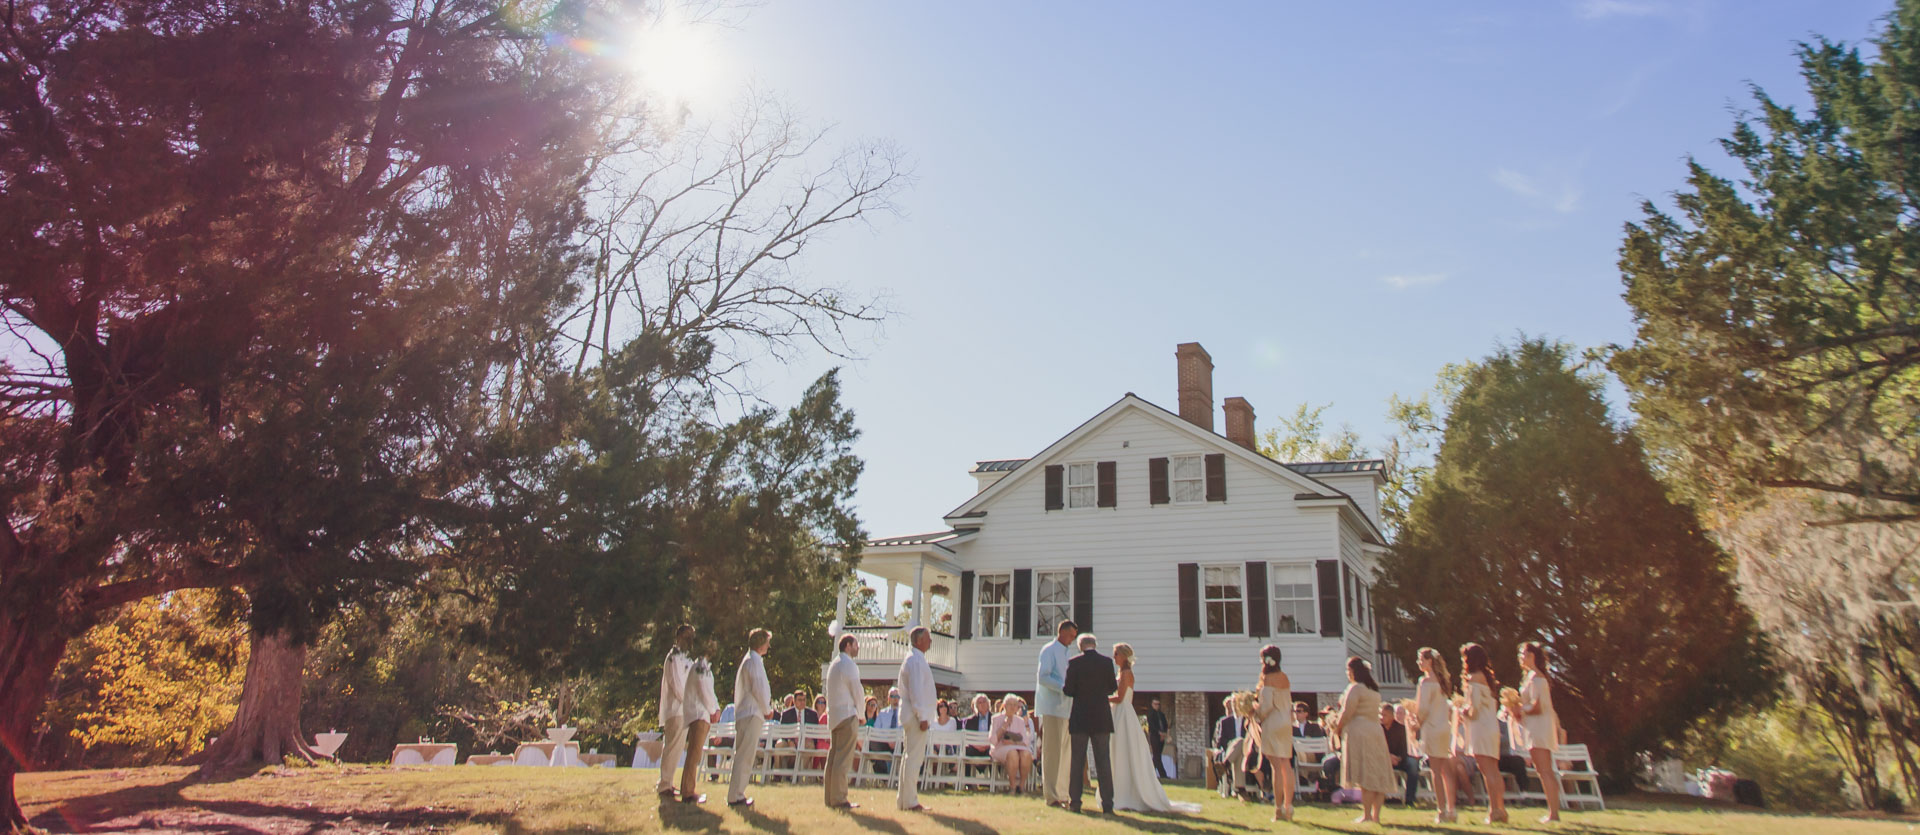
[988,695,1036,793]
[1496,708,1530,790]
[1382,704,1420,806]
[1293,702,1325,738]
[780,690,816,725]
[869,687,902,774]
[863,695,881,726]
[808,694,831,769]
[1318,707,1344,795]
[960,694,994,773]
[1211,693,1248,797]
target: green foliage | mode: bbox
[1611,0,1920,806]
[35,591,247,768]
[1375,338,1766,785]
[1675,703,1855,812]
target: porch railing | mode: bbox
[843,626,958,670]
[1376,649,1408,685]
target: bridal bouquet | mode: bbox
[1498,686,1521,714]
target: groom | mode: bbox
[1061,632,1116,814]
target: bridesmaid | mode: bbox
[1248,645,1295,822]
[1414,647,1458,824]
[1518,642,1562,822]
[1328,656,1395,825]
[1459,643,1507,824]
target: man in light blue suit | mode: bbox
[1035,619,1079,807]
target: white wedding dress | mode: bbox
[1110,683,1203,813]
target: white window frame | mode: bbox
[1202,563,1246,636]
[1268,562,1319,636]
[1034,569,1074,636]
[975,572,1012,639]
[1170,454,1206,504]
[1066,461,1099,509]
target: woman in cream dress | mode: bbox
[1414,647,1459,823]
[1458,643,1508,823]
[1518,642,1562,823]
[1248,645,1295,822]
[1328,656,1395,825]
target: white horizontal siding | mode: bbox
[945,409,1363,694]
[1314,472,1382,530]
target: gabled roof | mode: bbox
[965,456,1388,480]
[941,393,1387,544]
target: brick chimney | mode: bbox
[1223,396,1256,451]
[1175,343,1214,432]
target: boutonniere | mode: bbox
[692,658,712,675]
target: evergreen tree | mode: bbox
[1375,338,1764,785]
[1611,0,1920,803]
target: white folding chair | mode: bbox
[1292,736,1330,796]
[922,730,967,790]
[958,730,998,791]
[702,721,736,780]
[391,749,426,766]
[1555,744,1605,810]
[858,727,903,788]
[761,723,801,783]
[428,746,457,766]
[795,724,832,783]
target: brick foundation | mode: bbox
[1173,691,1208,779]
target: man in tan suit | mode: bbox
[823,633,865,808]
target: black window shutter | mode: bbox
[1096,461,1117,508]
[1316,559,1342,638]
[1204,453,1227,502]
[1012,568,1033,639]
[1074,566,1093,631]
[958,570,975,640]
[1177,563,1201,638]
[1246,561,1270,638]
[1148,457,1170,505]
[1044,465,1064,511]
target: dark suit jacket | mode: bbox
[1212,715,1243,755]
[1146,709,1168,741]
[1294,720,1327,738]
[1061,650,1116,734]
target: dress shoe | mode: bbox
[679,793,706,804]
[727,798,753,807]
[1068,803,1083,813]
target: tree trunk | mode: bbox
[2,609,70,834]
[193,627,317,774]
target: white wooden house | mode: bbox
[838,343,1410,778]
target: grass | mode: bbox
[17,764,1919,834]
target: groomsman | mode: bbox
[728,628,774,807]
[1035,619,1078,807]
[824,634,864,809]
[656,624,696,797]
[894,626,937,812]
[1062,633,1116,814]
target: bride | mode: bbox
[1108,643,1203,814]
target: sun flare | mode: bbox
[622,3,721,111]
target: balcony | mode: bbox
[1376,649,1408,685]
[842,625,959,670]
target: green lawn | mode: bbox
[16,765,1916,834]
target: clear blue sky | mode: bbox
[668,0,1891,540]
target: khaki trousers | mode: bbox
[895,722,931,809]
[1041,714,1071,804]
[729,714,766,803]
[656,717,687,792]
[824,718,859,806]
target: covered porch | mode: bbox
[836,530,973,687]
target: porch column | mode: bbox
[885,580,897,623]
[834,583,848,633]
[911,560,926,626]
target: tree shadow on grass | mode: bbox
[734,805,794,835]
[841,809,909,835]
[1100,809,1261,834]
[36,795,504,834]
[658,799,726,832]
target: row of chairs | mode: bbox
[699,722,1022,792]
[1217,737,1604,810]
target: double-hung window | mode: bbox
[1066,463,1098,508]
[976,573,1012,638]
[1036,570,1073,635]
[1270,563,1318,635]
[1171,455,1206,503]
[1203,564,1245,635]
